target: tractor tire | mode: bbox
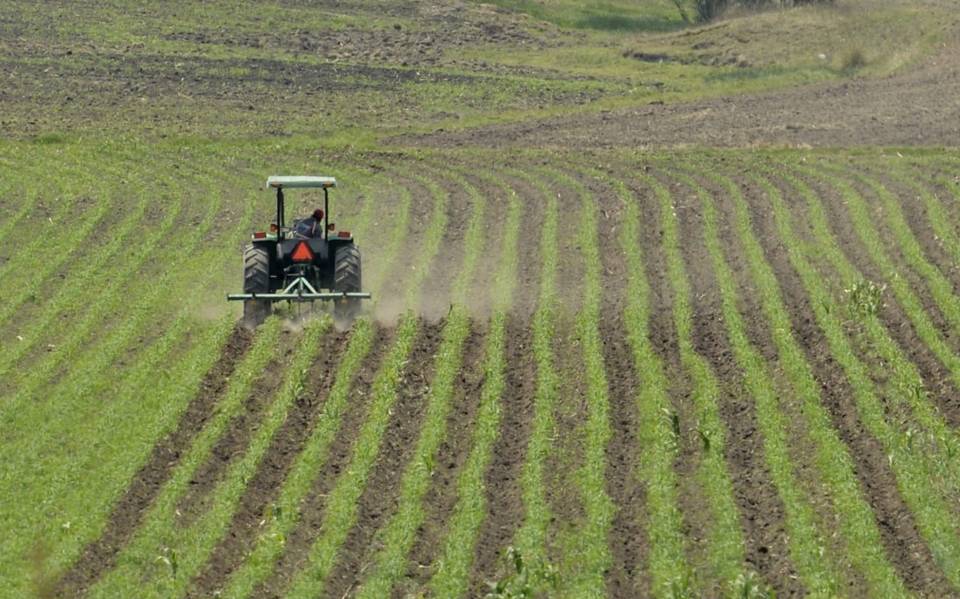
[334,244,362,323]
[242,244,272,329]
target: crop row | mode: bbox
[6,147,960,597]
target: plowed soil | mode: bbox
[402,40,960,150]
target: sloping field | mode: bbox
[3,144,960,598]
[3,1,960,598]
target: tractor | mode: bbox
[227,176,370,328]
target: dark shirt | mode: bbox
[293,217,321,238]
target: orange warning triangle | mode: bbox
[291,241,313,262]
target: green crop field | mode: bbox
[2,0,960,597]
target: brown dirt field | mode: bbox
[175,333,297,524]
[249,323,393,598]
[469,317,536,595]
[317,320,444,599]
[186,327,352,598]
[54,325,253,597]
[401,38,960,151]
[660,171,802,596]
[389,324,487,596]
[741,173,955,595]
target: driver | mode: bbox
[294,208,324,238]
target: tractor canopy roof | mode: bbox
[266,176,337,189]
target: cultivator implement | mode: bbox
[227,276,371,302]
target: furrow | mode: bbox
[55,324,254,596]
[779,166,960,500]
[732,164,941,596]
[755,167,960,590]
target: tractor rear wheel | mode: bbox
[334,244,362,323]
[242,244,272,329]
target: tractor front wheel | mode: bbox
[242,244,272,329]
[334,244,362,324]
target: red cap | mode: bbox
[312,208,324,220]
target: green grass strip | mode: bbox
[0,168,124,310]
[427,181,521,598]
[0,143,110,276]
[754,169,960,589]
[0,157,238,408]
[706,165,907,597]
[0,149,166,330]
[87,316,285,597]
[0,160,185,375]
[672,169,843,596]
[355,169,487,598]
[0,174,253,469]
[512,172,559,566]
[92,318,331,597]
[633,170,743,595]
[0,312,236,596]
[780,166,960,495]
[0,145,46,241]
[540,169,614,597]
